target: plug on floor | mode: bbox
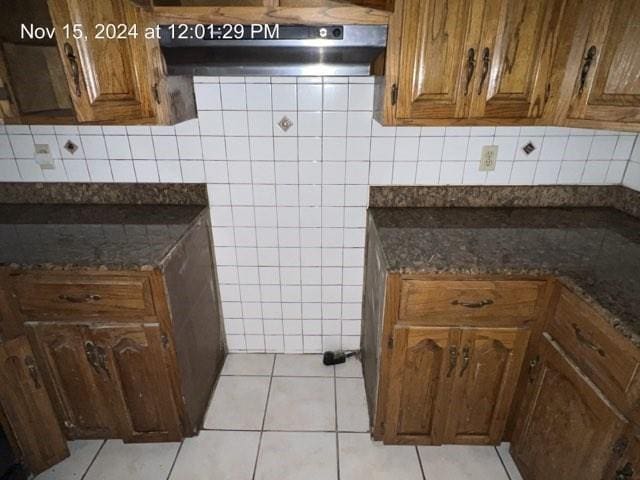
[322,350,357,366]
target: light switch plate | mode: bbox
[480,145,498,171]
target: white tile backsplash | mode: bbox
[0,76,638,353]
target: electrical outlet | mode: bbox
[34,144,55,170]
[479,145,498,171]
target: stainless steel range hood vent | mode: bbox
[159,25,387,77]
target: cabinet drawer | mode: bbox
[547,288,640,414]
[10,273,156,319]
[398,280,545,325]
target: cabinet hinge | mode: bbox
[161,334,170,349]
[387,336,394,350]
[391,84,398,106]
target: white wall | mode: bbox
[0,75,638,353]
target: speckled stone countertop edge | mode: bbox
[367,209,640,347]
[0,207,210,272]
[0,182,208,205]
[369,185,640,219]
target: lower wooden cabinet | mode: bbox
[383,325,529,444]
[26,322,181,443]
[0,336,68,474]
[511,333,628,480]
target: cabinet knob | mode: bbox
[616,462,634,480]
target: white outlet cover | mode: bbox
[34,143,55,170]
[480,145,498,171]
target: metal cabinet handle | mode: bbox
[528,356,539,383]
[578,45,597,95]
[153,82,161,104]
[95,344,110,379]
[58,294,101,303]
[447,346,458,377]
[64,43,81,97]
[572,324,605,357]
[84,341,100,374]
[84,341,110,378]
[464,48,476,96]
[451,299,494,309]
[24,356,41,389]
[478,48,491,95]
[616,462,634,480]
[459,346,471,377]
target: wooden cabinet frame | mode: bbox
[365,271,554,444]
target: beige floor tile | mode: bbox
[204,376,270,430]
[36,440,103,480]
[221,354,275,376]
[336,378,369,432]
[84,440,179,480]
[419,445,510,480]
[273,354,334,377]
[264,377,335,431]
[255,432,337,480]
[170,430,260,480]
[339,433,423,480]
[334,356,363,378]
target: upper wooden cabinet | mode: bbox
[469,0,574,121]
[47,0,159,123]
[394,0,474,120]
[563,0,640,129]
[0,0,195,125]
[380,0,640,131]
[390,0,585,124]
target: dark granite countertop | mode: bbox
[0,204,208,270]
[369,207,640,345]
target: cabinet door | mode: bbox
[470,0,574,120]
[511,334,628,480]
[603,428,640,480]
[396,0,477,120]
[0,337,68,474]
[444,327,529,444]
[47,0,157,123]
[92,324,181,442]
[566,0,640,125]
[384,326,459,444]
[26,323,119,439]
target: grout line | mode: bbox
[495,445,514,480]
[165,441,184,480]
[334,355,341,480]
[251,353,277,480]
[200,427,369,434]
[415,445,427,480]
[80,439,107,480]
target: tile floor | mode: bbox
[35,354,523,480]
